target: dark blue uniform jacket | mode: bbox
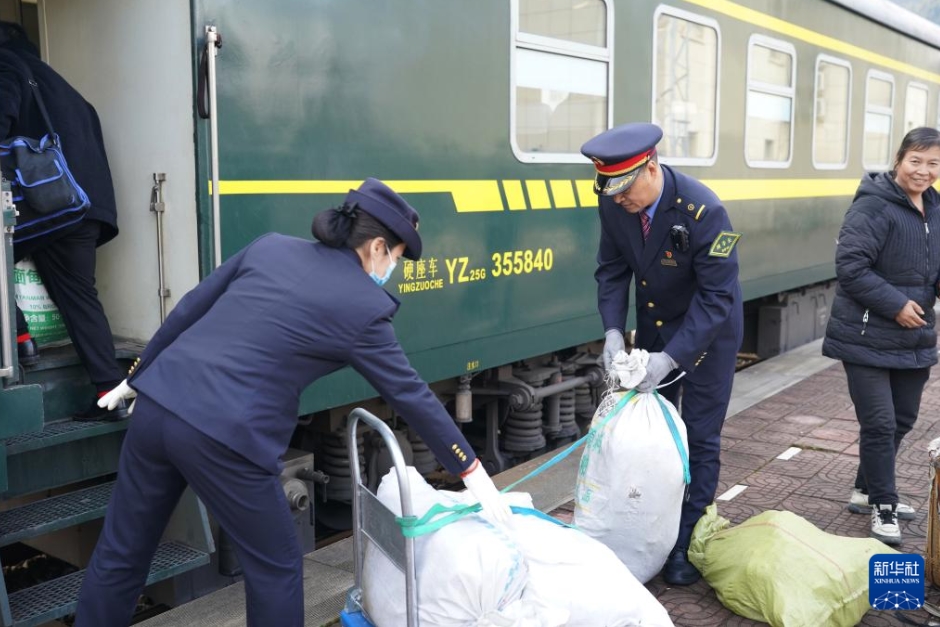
[595,165,743,372]
[128,234,474,476]
[823,172,940,369]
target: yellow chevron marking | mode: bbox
[684,0,940,84]
[525,180,552,210]
[501,180,527,210]
[213,177,869,211]
[214,179,505,213]
[575,180,597,208]
[549,180,578,208]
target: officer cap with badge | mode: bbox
[581,123,664,196]
[345,178,423,260]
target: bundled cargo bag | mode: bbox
[689,505,897,627]
[574,381,689,583]
[361,467,548,627]
[510,497,675,627]
[364,467,675,627]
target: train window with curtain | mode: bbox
[904,83,929,133]
[863,71,894,170]
[812,56,851,170]
[652,6,720,166]
[745,35,796,168]
[511,0,612,163]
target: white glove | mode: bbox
[97,379,138,414]
[610,348,649,390]
[461,459,512,526]
[602,329,625,371]
[636,352,678,393]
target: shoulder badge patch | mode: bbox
[708,231,741,258]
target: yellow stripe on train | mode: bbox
[213,178,872,212]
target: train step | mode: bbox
[0,482,114,548]
[5,540,210,627]
[1,419,128,500]
[3,419,127,457]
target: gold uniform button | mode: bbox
[655,320,663,327]
[647,302,654,308]
[641,280,647,287]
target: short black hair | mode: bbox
[894,127,940,170]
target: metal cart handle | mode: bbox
[347,408,419,627]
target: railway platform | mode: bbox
[136,339,939,627]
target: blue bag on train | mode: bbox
[0,50,89,243]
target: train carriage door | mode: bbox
[28,0,201,345]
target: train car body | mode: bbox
[0,0,938,623]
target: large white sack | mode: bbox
[508,497,675,627]
[574,391,688,583]
[361,467,548,627]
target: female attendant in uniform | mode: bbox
[823,127,940,546]
[74,178,511,627]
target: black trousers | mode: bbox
[14,220,123,390]
[843,362,931,506]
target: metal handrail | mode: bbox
[204,25,223,269]
[347,407,418,627]
[0,187,15,379]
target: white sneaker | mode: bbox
[848,488,916,520]
[871,504,902,546]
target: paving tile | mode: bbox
[793,436,854,453]
[749,428,802,446]
[808,426,859,444]
[720,450,769,472]
[727,440,792,459]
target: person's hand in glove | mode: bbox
[636,352,678,393]
[602,329,626,371]
[461,459,512,526]
[98,379,138,414]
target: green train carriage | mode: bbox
[0,0,938,624]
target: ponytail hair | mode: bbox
[311,203,403,251]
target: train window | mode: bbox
[511,0,612,163]
[863,71,895,170]
[812,56,851,170]
[904,83,929,133]
[745,36,796,168]
[652,7,720,166]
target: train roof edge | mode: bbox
[826,0,940,50]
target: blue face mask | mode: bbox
[370,246,397,286]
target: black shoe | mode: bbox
[17,338,39,367]
[73,397,129,422]
[663,547,701,586]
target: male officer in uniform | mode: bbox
[581,123,743,585]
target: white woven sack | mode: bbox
[361,467,539,627]
[574,391,688,583]
[509,497,675,627]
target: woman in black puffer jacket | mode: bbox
[823,127,940,546]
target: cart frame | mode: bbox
[341,407,419,627]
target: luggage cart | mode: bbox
[340,408,419,627]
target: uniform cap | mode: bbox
[346,178,422,260]
[581,123,664,196]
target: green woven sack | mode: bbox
[689,504,898,627]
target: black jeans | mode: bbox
[843,362,931,506]
[14,220,123,391]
